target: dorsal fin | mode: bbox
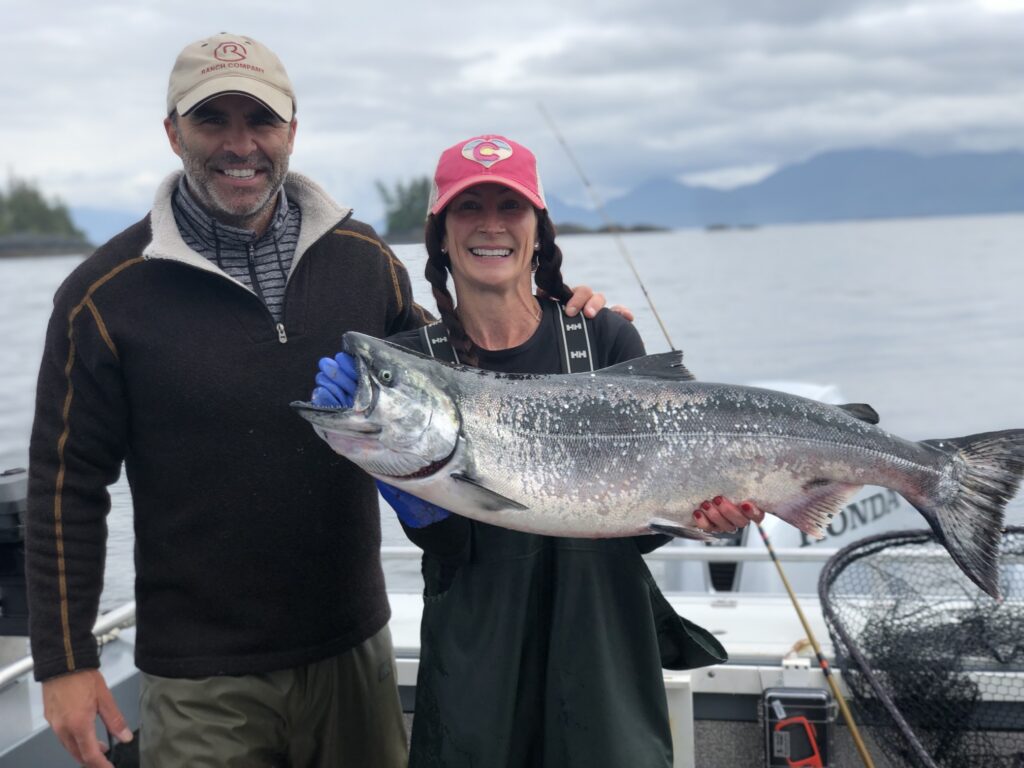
[837,403,880,424]
[595,351,696,381]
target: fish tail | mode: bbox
[913,429,1024,599]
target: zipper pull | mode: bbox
[276,323,288,344]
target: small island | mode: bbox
[553,222,667,235]
[0,177,91,258]
[374,177,668,244]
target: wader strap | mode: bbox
[420,322,460,364]
[421,305,592,373]
[554,306,595,374]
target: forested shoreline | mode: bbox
[0,177,89,257]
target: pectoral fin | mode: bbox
[449,473,530,512]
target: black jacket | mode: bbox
[27,171,431,680]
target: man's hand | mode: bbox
[560,285,634,320]
[43,669,132,768]
[692,496,765,533]
[562,284,603,318]
[607,304,635,322]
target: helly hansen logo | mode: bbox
[431,336,449,344]
[565,322,583,331]
[570,350,588,359]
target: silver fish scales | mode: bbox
[294,332,1024,598]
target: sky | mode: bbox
[3,0,1024,228]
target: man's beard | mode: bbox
[178,137,289,229]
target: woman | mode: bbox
[313,135,763,767]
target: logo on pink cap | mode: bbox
[462,138,513,168]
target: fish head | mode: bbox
[292,332,461,479]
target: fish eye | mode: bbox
[379,369,394,385]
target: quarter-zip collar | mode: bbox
[143,170,351,282]
[173,175,293,250]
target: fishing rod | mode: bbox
[756,523,877,767]
[539,103,877,768]
[537,102,676,351]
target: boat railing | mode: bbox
[0,601,137,690]
[381,545,848,562]
[0,547,972,688]
[381,545,978,563]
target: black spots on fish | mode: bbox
[802,478,833,492]
[490,370,546,381]
[913,429,1024,598]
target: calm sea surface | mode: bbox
[2,214,1022,608]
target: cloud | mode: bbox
[3,0,1023,223]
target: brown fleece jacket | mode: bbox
[26,172,431,679]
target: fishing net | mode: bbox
[819,526,1024,768]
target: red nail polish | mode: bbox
[694,510,703,520]
[701,501,711,511]
[713,496,723,505]
[741,502,752,513]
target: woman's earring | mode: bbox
[440,246,448,255]
[533,241,540,251]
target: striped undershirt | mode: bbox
[171,176,302,322]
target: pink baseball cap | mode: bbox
[428,135,547,215]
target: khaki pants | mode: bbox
[139,625,408,768]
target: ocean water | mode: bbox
[2,213,1022,608]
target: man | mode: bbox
[26,32,608,768]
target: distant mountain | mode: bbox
[71,148,1024,242]
[549,148,1024,230]
[70,207,146,247]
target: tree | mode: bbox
[375,176,431,241]
[0,176,86,240]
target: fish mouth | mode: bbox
[291,351,383,433]
[289,401,382,434]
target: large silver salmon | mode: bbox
[292,332,1024,598]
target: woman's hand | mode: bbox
[377,481,452,528]
[692,496,765,533]
[312,352,358,407]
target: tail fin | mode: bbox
[914,429,1024,599]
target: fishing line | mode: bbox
[537,102,676,351]
[540,104,877,768]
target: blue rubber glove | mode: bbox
[312,352,358,407]
[376,480,451,529]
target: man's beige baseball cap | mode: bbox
[167,33,295,121]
